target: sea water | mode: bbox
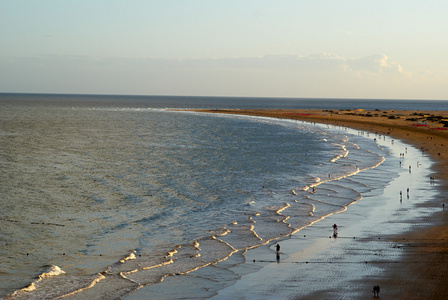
[1,94,447,298]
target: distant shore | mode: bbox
[195,108,448,298]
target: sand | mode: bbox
[193,109,448,299]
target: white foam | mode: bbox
[120,251,137,263]
[9,265,66,297]
[37,265,66,280]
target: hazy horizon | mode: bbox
[1,1,447,100]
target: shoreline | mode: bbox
[193,109,448,181]
[194,109,448,299]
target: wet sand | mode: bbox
[195,109,448,299]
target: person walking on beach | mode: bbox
[372,285,380,297]
[275,243,280,263]
[332,224,338,237]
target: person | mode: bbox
[372,285,380,297]
[275,243,281,263]
[332,224,338,237]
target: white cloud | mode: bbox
[190,53,405,77]
[0,53,445,99]
[345,54,404,74]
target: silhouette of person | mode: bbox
[372,285,380,297]
[275,243,280,263]
[332,224,338,237]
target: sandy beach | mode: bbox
[189,109,448,299]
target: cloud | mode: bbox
[345,54,404,74]
[0,53,445,99]
[173,53,405,77]
[7,53,402,75]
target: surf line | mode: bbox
[14,112,389,299]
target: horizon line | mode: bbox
[1,92,447,102]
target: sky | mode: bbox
[1,0,447,99]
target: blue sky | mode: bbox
[1,0,447,99]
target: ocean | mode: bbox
[1,94,447,299]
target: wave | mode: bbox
[9,178,381,298]
[4,114,394,299]
[330,143,349,162]
[8,265,65,298]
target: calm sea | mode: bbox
[1,94,447,298]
